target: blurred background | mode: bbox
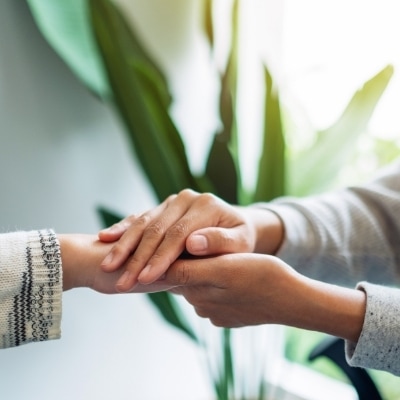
[0,0,399,399]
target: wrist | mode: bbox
[241,206,284,254]
[290,276,366,342]
[59,234,78,291]
[59,234,94,291]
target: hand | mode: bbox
[164,253,366,342]
[59,234,172,294]
[98,189,283,292]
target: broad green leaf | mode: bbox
[253,66,286,202]
[97,207,198,343]
[204,0,241,205]
[89,0,206,201]
[206,60,240,205]
[147,292,199,343]
[205,132,238,204]
[26,0,108,97]
[289,64,393,196]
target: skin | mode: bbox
[59,234,171,294]
[163,254,366,343]
[98,189,283,291]
[98,189,366,343]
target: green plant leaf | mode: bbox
[289,64,394,196]
[147,292,199,343]
[26,0,108,97]
[89,0,207,202]
[97,206,123,227]
[204,0,241,205]
[205,133,238,203]
[253,65,286,202]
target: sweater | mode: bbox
[265,159,400,375]
[0,230,62,348]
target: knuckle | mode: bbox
[197,192,219,207]
[177,261,191,285]
[165,193,178,204]
[178,188,197,199]
[166,221,188,240]
[135,213,152,228]
[125,214,139,224]
[144,219,166,238]
[210,318,225,327]
[194,307,208,319]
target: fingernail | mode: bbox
[116,271,131,292]
[101,253,113,268]
[101,226,115,233]
[189,235,208,252]
[138,265,152,283]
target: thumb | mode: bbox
[165,258,216,287]
[186,227,252,256]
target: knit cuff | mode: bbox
[345,282,400,375]
[0,230,62,348]
[26,230,63,343]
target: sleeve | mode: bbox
[265,160,400,286]
[258,160,400,375]
[345,282,400,375]
[0,229,62,349]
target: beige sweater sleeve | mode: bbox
[0,230,62,348]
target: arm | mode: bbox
[99,160,400,291]
[263,159,400,286]
[165,254,366,346]
[165,254,400,376]
[98,190,283,292]
[0,230,169,349]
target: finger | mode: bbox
[164,257,224,288]
[137,193,230,284]
[128,281,176,293]
[115,193,196,291]
[100,202,169,273]
[98,216,138,243]
[186,226,253,256]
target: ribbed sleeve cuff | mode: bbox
[26,230,62,343]
[345,282,400,375]
[0,230,62,348]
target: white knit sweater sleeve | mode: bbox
[0,230,62,348]
[261,160,400,375]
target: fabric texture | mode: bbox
[0,230,62,349]
[262,160,400,375]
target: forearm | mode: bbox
[259,161,400,286]
[288,274,366,343]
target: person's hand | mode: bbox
[98,189,283,292]
[59,234,172,294]
[164,253,366,342]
